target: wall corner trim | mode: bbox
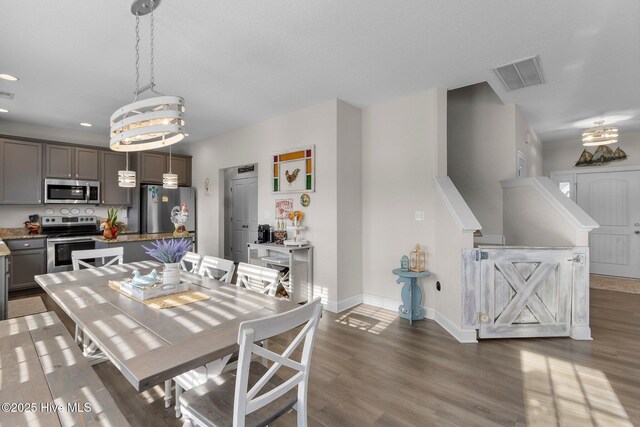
[433,176,482,232]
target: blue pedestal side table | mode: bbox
[392,268,431,325]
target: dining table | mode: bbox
[34,261,299,393]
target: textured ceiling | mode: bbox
[0,0,638,144]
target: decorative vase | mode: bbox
[103,227,118,240]
[162,262,180,286]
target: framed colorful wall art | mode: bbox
[272,145,315,193]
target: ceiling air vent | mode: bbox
[0,91,14,100]
[492,55,544,91]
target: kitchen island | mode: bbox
[93,233,195,265]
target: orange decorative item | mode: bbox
[101,208,126,240]
[287,210,304,227]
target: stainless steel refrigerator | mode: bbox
[140,185,196,233]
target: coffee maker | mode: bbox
[257,224,271,243]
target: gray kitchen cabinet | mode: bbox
[167,155,191,186]
[7,239,46,291]
[139,152,192,185]
[139,152,166,184]
[94,236,195,264]
[46,144,99,180]
[75,147,99,180]
[100,151,131,205]
[0,139,43,204]
[45,144,74,178]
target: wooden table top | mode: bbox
[0,311,129,426]
[34,261,299,391]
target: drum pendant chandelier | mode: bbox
[110,0,186,152]
[581,120,618,146]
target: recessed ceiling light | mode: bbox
[0,108,9,113]
[0,74,19,81]
[80,122,93,127]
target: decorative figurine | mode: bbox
[171,203,190,237]
[400,255,409,271]
[409,244,426,272]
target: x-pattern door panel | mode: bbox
[480,249,573,338]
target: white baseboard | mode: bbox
[359,293,477,343]
[324,294,363,313]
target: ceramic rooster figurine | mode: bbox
[171,203,190,237]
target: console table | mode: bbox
[392,268,431,325]
[247,243,313,303]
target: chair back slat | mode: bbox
[180,251,202,273]
[72,248,124,271]
[235,262,280,295]
[198,255,235,284]
[233,298,322,424]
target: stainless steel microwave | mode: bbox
[44,179,100,204]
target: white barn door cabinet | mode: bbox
[462,247,591,340]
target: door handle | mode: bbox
[635,231,640,235]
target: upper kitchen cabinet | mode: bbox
[138,152,192,185]
[100,151,131,205]
[75,147,99,180]
[0,139,43,204]
[138,152,166,184]
[168,155,191,186]
[45,144,99,180]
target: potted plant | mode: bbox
[142,238,193,285]
[100,208,126,240]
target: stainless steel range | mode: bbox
[42,215,100,273]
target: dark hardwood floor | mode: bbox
[15,288,640,426]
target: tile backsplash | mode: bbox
[0,205,129,228]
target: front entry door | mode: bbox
[479,248,574,339]
[577,170,640,278]
[231,176,258,263]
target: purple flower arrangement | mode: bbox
[142,238,193,264]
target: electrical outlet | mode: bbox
[415,211,424,221]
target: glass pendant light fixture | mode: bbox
[110,0,186,152]
[163,140,178,189]
[582,120,618,146]
[118,152,137,188]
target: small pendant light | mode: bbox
[118,152,137,188]
[163,142,178,189]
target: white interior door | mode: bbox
[231,176,258,263]
[577,170,640,278]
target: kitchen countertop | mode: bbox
[93,232,195,244]
[0,242,9,257]
[0,228,46,240]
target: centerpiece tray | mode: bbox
[123,278,189,300]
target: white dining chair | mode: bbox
[71,247,124,359]
[180,251,202,273]
[235,262,280,296]
[180,298,323,427]
[72,247,124,270]
[198,255,235,284]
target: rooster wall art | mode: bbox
[285,168,300,183]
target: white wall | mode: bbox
[514,105,543,177]
[362,90,439,306]
[336,101,363,304]
[186,100,345,308]
[543,130,640,176]
[447,83,515,237]
[503,186,589,247]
